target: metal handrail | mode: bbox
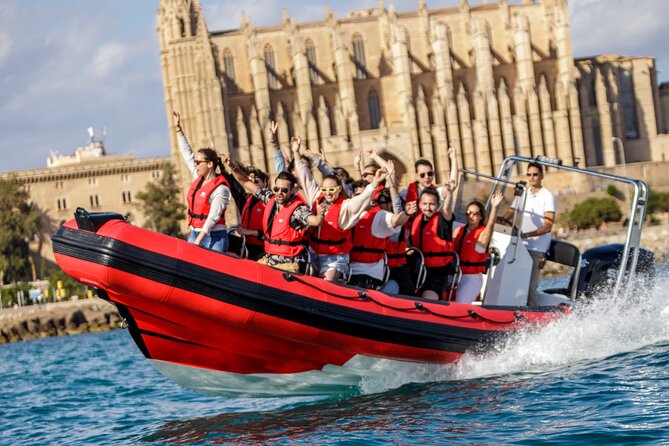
[496,155,648,298]
[458,168,527,264]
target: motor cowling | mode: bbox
[575,243,656,299]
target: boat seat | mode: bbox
[304,247,315,276]
[546,239,580,268]
[226,227,248,259]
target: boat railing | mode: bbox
[497,155,648,299]
[457,169,528,265]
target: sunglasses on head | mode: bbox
[320,186,339,193]
[273,186,290,194]
[419,171,434,178]
[526,172,540,177]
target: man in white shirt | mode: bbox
[513,162,557,306]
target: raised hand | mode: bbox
[444,178,457,192]
[267,121,279,142]
[207,137,215,150]
[316,202,328,216]
[172,111,181,128]
[364,147,375,158]
[290,136,302,153]
[319,146,328,164]
[353,147,361,168]
[491,190,504,207]
[386,159,397,187]
[303,148,320,161]
[374,166,388,184]
[447,146,455,158]
[405,200,418,216]
[221,153,231,166]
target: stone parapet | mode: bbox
[0,298,122,344]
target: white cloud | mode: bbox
[91,42,129,78]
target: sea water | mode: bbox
[2,269,669,445]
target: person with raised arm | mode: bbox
[227,142,325,272]
[400,147,459,213]
[453,191,504,303]
[409,179,457,300]
[348,172,414,293]
[173,111,231,253]
[294,138,388,282]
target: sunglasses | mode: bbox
[362,171,375,177]
[419,171,434,178]
[467,211,481,216]
[194,159,208,165]
[526,172,540,177]
[320,186,339,193]
[252,177,262,184]
[273,186,290,194]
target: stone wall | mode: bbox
[0,298,122,344]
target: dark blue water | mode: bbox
[3,277,669,445]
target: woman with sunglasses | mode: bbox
[293,140,387,282]
[452,191,503,303]
[173,111,231,253]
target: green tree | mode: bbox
[135,162,185,237]
[647,188,669,216]
[564,197,622,230]
[0,178,43,285]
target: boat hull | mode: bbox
[52,215,567,394]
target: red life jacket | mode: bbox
[410,214,454,267]
[350,207,386,263]
[405,182,436,204]
[262,195,307,257]
[241,195,265,246]
[187,175,229,228]
[386,227,407,268]
[405,182,436,224]
[310,194,352,255]
[453,225,489,274]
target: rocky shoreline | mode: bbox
[0,298,122,344]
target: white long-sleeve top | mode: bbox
[178,133,230,234]
[296,158,376,230]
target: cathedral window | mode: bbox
[352,34,367,80]
[368,89,381,129]
[619,68,639,139]
[264,44,278,90]
[305,39,319,84]
[223,49,236,94]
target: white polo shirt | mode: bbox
[513,187,556,253]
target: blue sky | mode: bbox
[1,0,667,173]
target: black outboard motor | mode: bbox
[574,243,656,299]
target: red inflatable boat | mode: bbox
[52,208,572,396]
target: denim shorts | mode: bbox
[315,253,349,276]
[188,229,229,253]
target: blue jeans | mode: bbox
[188,229,229,253]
